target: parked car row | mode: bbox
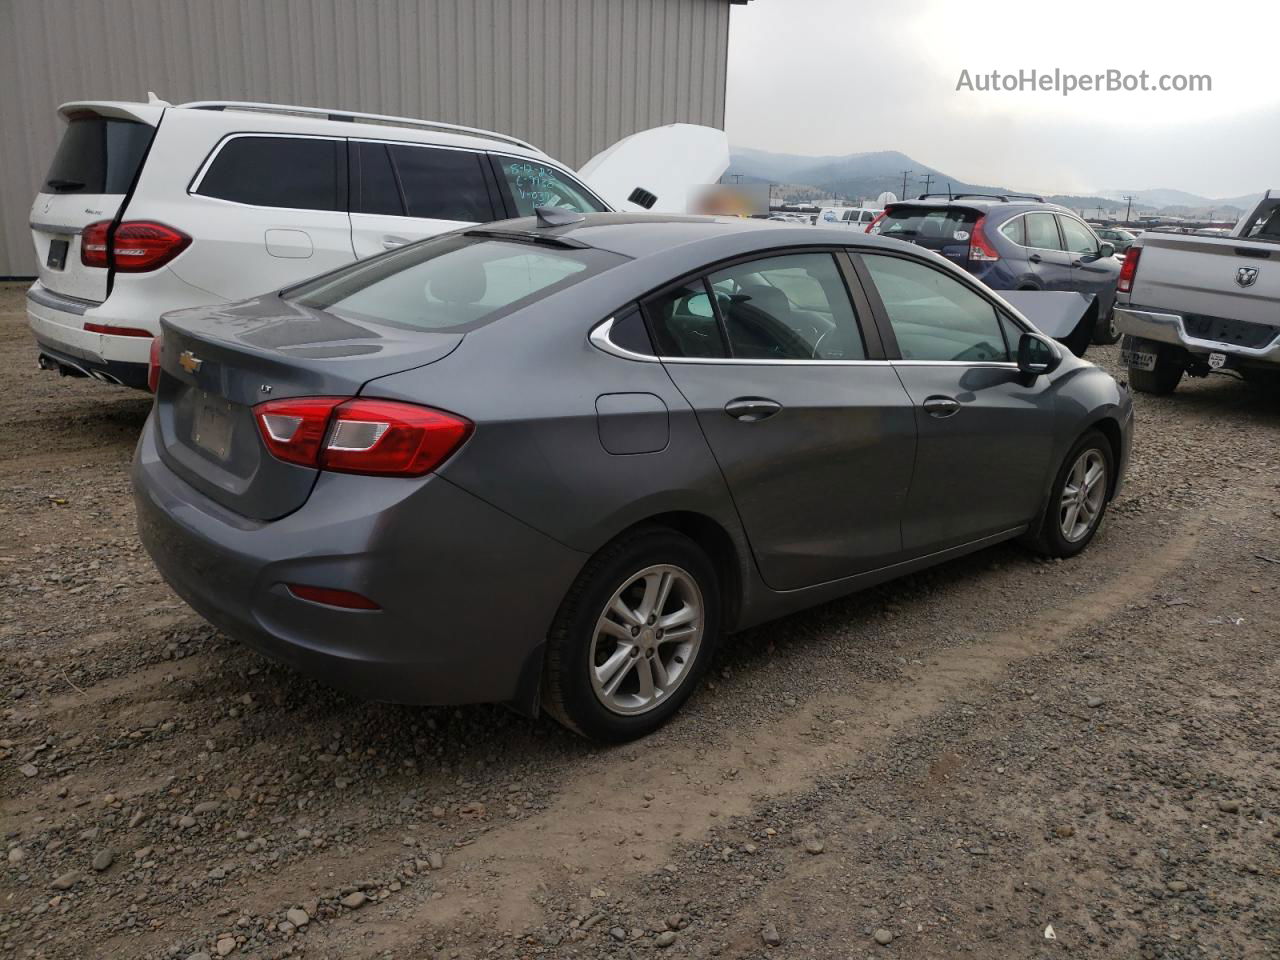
[26,97,1134,740]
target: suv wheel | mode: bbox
[1023,430,1113,558]
[544,528,720,741]
[1093,308,1122,345]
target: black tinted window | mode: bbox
[1024,213,1062,250]
[708,253,865,360]
[44,115,153,194]
[389,145,496,221]
[644,282,727,358]
[870,206,979,250]
[496,158,608,216]
[351,142,404,216]
[863,254,1010,363]
[197,136,345,211]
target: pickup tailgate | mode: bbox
[1129,235,1280,326]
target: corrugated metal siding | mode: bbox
[0,0,732,276]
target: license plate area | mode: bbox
[1120,345,1157,371]
[46,238,69,271]
[192,392,234,461]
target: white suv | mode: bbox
[27,97,727,390]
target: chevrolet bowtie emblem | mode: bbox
[178,350,202,374]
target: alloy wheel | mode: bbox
[588,564,704,716]
[1059,449,1107,542]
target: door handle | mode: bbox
[922,396,961,418]
[724,397,782,422]
[381,235,410,250]
[1028,253,1043,264]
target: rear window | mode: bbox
[44,114,153,194]
[286,234,623,332]
[196,136,346,211]
[1242,202,1280,242]
[870,205,979,249]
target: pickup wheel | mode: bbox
[1129,343,1185,395]
[1242,367,1280,389]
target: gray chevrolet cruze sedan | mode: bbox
[133,213,1133,741]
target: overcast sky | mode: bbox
[724,0,1280,199]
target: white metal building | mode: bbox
[0,0,746,277]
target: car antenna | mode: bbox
[535,206,586,228]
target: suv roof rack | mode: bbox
[915,192,1047,203]
[177,100,541,152]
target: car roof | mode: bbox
[472,212,905,259]
[60,98,552,160]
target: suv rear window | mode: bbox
[870,205,979,250]
[44,114,154,194]
[286,234,624,332]
[196,136,346,211]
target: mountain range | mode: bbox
[728,146,1259,216]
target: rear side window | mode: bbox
[350,141,404,216]
[870,206,979,250]
[644,281,727,359]
[708,253,866,360]
[495,158,608,216]
[999,216,1025,246]
[862,254,1010,363]
[389,145,496,222]
[286,235,622,332]
[44,114,153,194]
[196,136,346,211]
[1024,213,1062,250]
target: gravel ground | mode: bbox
[1,280,1277,960]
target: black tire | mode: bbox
[1092,308,1122,345]
[1129,342,1185,394]
[544,527,721,742]
[1023,429,1114,559]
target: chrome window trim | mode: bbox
[187,132,347,206]
[658,356,886,366]
[589,317,660,363]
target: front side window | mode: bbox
[708,253,866,360]
[287,235,622,332]
[862,254,1011,363]
[1023,212,1063,250]
[196,136,345,211]
[496,158,608,216]
[1058,216,1100,254]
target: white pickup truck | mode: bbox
[1115,192,1280,393]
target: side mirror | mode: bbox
[1098,241,1116,259]
[1017,331,1062,378]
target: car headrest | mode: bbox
[735,283,790,317]
[428,267,487,304]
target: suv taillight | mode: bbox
[80,220,191,272]
[1117,245,1141,293]
[968,216,1000,262]
[865,210,889,234]
[147,334,163,393]
[254,397,473,477]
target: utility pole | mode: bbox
[1123,195,1134,224]
[901,169,913,201]
[919,173,934,196]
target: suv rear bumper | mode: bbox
[1114,306,1280,364]
[131,415,587,712]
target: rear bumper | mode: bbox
[131,416,588,710]
[1114,306,1280,365]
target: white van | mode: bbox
[27,97,727,389]
[816,206,883,230]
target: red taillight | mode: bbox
[286,584,380,610]
[253,397,473,477]
[866,210,889,234]
[147,335,163,393]
[84,322,153,338]
[1117,246,1141,294]
[80,220,191,272]
[968,216,1000,262]
[80,220,110,268]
